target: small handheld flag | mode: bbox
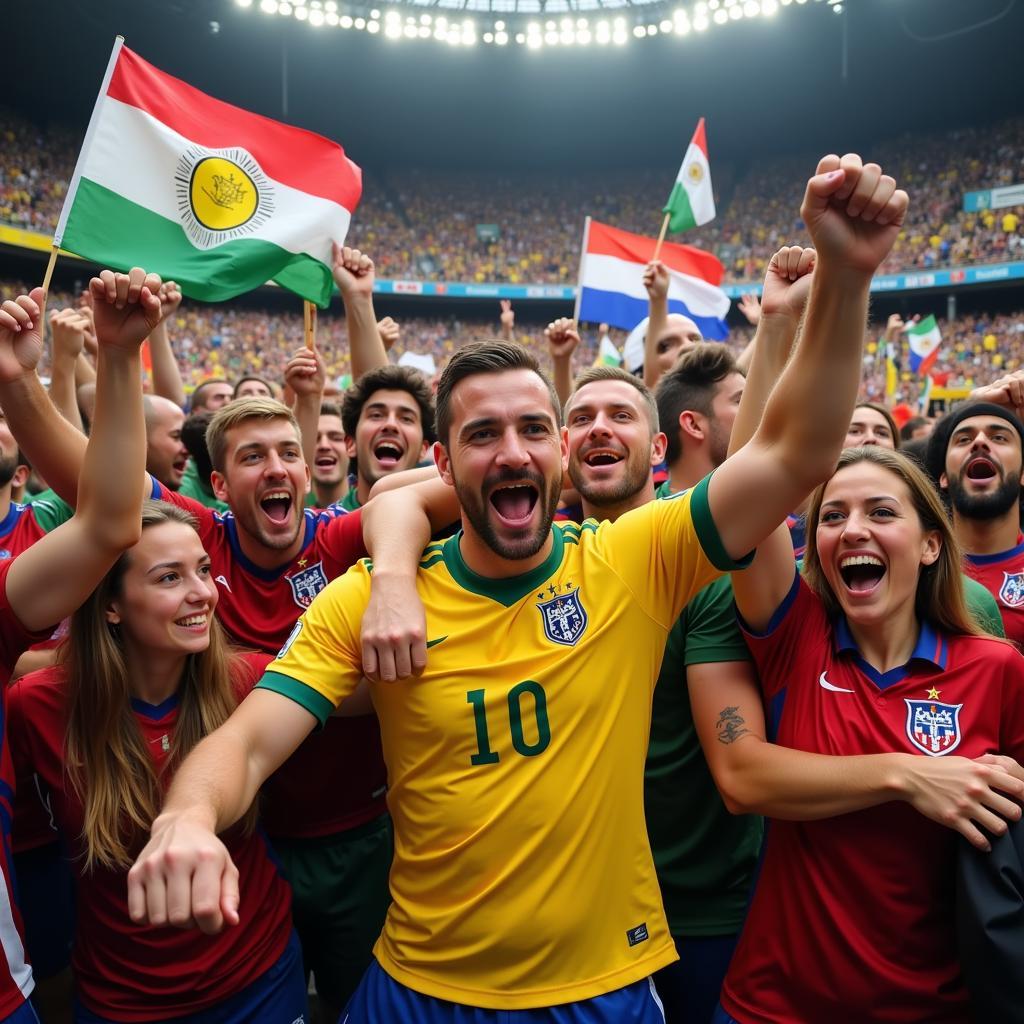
[907,315,943,377]
[662,118,716,234]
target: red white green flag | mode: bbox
[662,117,715,233]
[55,39,361,306]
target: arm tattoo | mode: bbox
[716,705,751,745]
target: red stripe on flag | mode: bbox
[586,220,723,285]
[107,47,362,211]
[691,117,708,159]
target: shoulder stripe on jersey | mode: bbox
[419,555,445,570]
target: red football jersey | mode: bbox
[0,498,75,855]
[8,653,294,1021]
[153,486,388,837]
[721,574,1024,1024]
[0,558,64,1016]
[964,535,1024,649]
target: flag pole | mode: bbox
[652,212,671,262]
[41,245,59,296]
[572,216,592,326]
[303,300,317,350]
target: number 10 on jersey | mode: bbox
[467,681,551,765]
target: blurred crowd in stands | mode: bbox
[3,110,1022,286]
[13,277,1024,406]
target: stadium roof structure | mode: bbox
[235,0,844,47]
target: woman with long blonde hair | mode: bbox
[9,501,303,1024]
[713,446,1024,1024]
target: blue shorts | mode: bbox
[74,930,307,1023]
[342,959,666,1023]
[710,1006,740,1024]
[4,1001,40,1024]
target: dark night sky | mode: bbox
[8,0,1023,175]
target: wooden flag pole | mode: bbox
[41,245,59,296]
[303,300,317,350]
[651,212,671,263]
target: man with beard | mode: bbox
[560,354,761,1023]
[927,402,1024,645]
[129,152,908,1019]
[338,365,434,510]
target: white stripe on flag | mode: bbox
[581,253,730,319]
[82,98,351,263]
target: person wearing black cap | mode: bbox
[927,398,1024,646]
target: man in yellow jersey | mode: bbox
[128,155,909,1022]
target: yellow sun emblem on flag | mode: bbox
[175,146,274,249]
[686,160,705,185]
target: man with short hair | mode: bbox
[339,364,435,510]
[177,411,229,513]
[655,345,745,496]
[143,395,188,491]
[311,402,349,508]
[562,358,761,1023]
[189,379,233,414]
[927,400,1024,645]
[641,259,704,390]
[129,153,908,1019]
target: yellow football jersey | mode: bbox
[260,474,744,1009]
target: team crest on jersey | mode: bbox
[0,550,10,561]
[286,561,328,609]
[999,570,1024,608]
[537,585,588,647]
[904,698,964,757]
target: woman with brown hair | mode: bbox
[9,501,303,1024]
[714,446,1024,1024]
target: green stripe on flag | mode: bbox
[62,179,333,306]
[663,180,697,234]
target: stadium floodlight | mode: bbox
[309,9,325,24]
[832,2,842,10]
[527,34,542,48]
[545,29,558,42]
[235,0,253,8]
[577,17,588,27]
[325,0,337,9]
[369,8,379,16]
[577,28,591,43]
[294,5,308,19]
[278,0,292,14]
[632,23,645,36]
[744,0,760,14]
[403,23,417,35]
[340,13,352,25]
[646,23,657,33]
[354,16,366,28]
[495,19,505,29]
[495,30,509,43]
[546,19,556,29]
[674,18,689,33]
[708,0,719,9]
[385,22,402,36]
[729,5,742,17]
[714,8,728,22]
[418,24,429,35]
[560,17,572,30]
[613,16,626,29]
[326,11,338,24]
[694,14,709,28]
[659,18,671,30]
[763,0,777,10]
[259,0,278,14]
[612,29,628,43]
[515,31,525,42]
[420,12,431,23]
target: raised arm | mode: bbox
[283,343,326,472]
[726,246,817,627]
[708,154,908,563]
[48,307,93,431]
[544,317,580,410]
[642,260,669,389]
[128,689,316,933]
[147,282,187,409]
[0,270,163,631]
[333,244,388,381]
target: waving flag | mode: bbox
[662,118,715,233]
[595,334,623,367]
[577,219,729,338]
[906,315,943,376]
[55,39,361,307]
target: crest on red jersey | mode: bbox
[286,560,328,609]
[904,698,964,757]
[998,571,1024,608]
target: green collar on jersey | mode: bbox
[442,526,566,607]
